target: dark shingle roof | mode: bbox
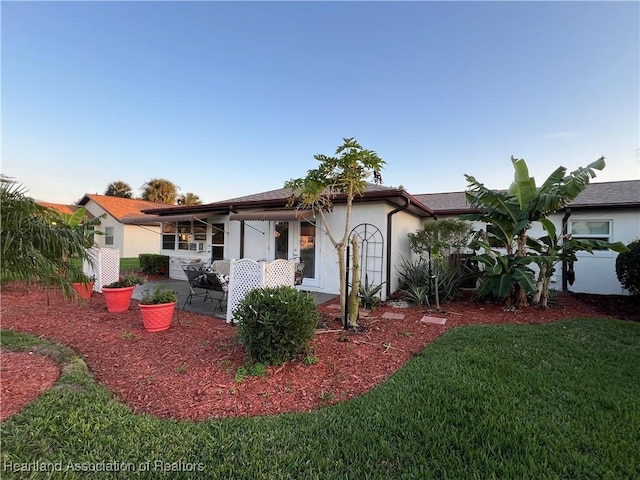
[414,180,640,215]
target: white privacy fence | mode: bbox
[83,247,120,292]
[225,259,296,324]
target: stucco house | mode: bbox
[75,194,174,258]
[414,180,640,295]
[135,184,435,300]
[135,180,639,298]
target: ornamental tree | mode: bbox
[285,138,385,327]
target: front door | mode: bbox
[270,221,319,287]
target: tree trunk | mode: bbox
[515,231,529,308]
[337,243,347,318]
[532,264,547,304]
[541,275,552,309]
[348,235,360,327]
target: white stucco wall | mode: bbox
[387,207,424,297]
[121,224,162,258]
[83,200,161,259]
[547,209,639,295]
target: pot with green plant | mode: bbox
[71,273,96,300]
[139,285,177,332]
[102,274,145,313]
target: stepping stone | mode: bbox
[327,304,341,310]
[381,311,405,320]
[420,316,447,325]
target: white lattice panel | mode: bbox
[264,259,294,288]
[226,259,263,323]
[84,247,120,292]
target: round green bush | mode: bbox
[616,239,640,295]
[234,286,319,365]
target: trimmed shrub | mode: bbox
[139,254,169,275]
[616,239,640,295]
[234,286,319,365]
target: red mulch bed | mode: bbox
[1,282,637,422]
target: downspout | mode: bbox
[385,197,411,298]
[561,208,571,292]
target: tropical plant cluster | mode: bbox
[234,286,319,365]
[615,239,640,295]
[461,156,627,308]
[0,178,99,298]
[406,218,477,309]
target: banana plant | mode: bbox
[527,218,628,307]
[463,156,606,308]
[472,239,538,307]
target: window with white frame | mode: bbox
[104,226,114,246]
[571,220,611,248]
[160,220,223,255]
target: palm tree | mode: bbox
[105,181,133,198]
[177,192,202,205]
[1,179,96,298]
[141,178,178,204]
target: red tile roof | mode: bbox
[37,201,83,216]
[78,194,174,223]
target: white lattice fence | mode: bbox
[226,259,296,323]
[83,247,120,292]
[263,259,295,288]
[226,259,262,323]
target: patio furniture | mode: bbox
[182,263,229,313]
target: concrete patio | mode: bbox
[132,279,337,320]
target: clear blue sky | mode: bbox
[2,1,639,204]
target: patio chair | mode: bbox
[202,269,229,312]
[182,264,213,307]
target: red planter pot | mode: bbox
[139,302,176,332]
[72,282,94,300]
[102,286,137,313]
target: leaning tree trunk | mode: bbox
[348,235,360,328]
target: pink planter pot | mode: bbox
[72,282,94,300]
[102,286,137,313]
[139,302,176,332]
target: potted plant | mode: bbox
[139,285,177,332]
[71,273,95,300]
[102,274,145,313]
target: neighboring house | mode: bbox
[414,180,640,295]
[135,180,638,297]
[135,184,436,300]
[74,194,175,258]
[37,201,87,217]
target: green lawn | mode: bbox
[69,257,140,273]
[119,257,140,273]
[2,319,639,479]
